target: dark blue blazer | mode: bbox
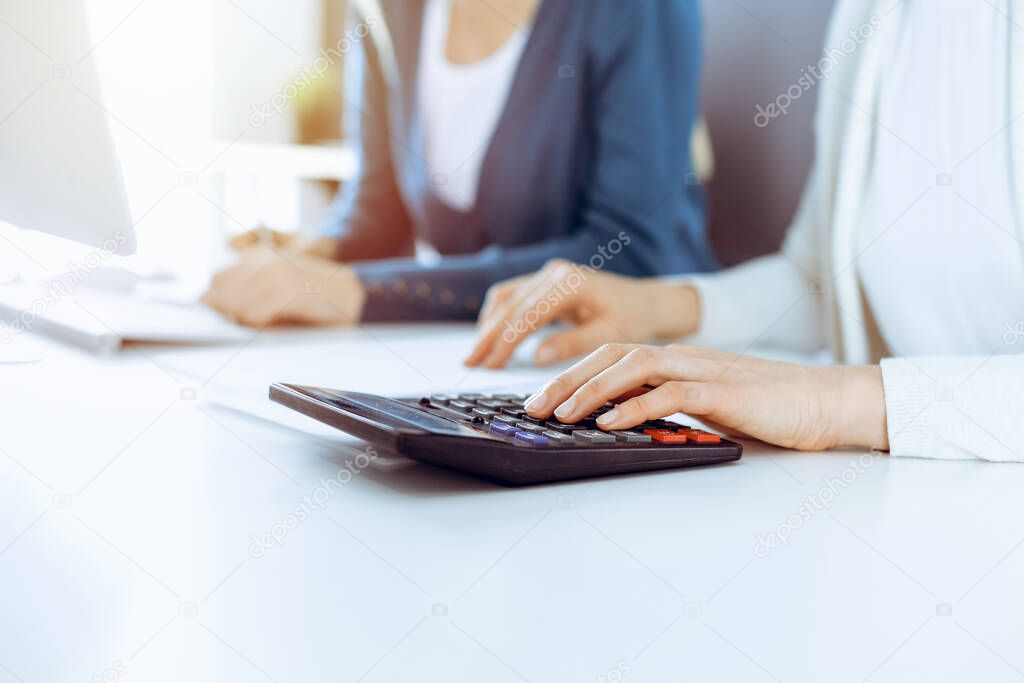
[323,0,716,321]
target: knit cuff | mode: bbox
[880,357,934,457]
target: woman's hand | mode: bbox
[465,259,701,369]
[202,246,366,328]
[523,343,889,452]
[228,227,298,252]
[228,228,339,260]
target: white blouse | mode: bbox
[683,0,1024,461]
[418,0,532,211]
[856,0,1023,355]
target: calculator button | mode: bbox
[492,393,522,401]
[657,434,690,444]
[515,431,549,446]
[450,400,475,411]
[611,431,652,444]
[542,430,576,444]
[430,393,456,405]
[645,430,688,444]
[545,421,585,433]
[431,405,476,422]
[682,430,721,444]
[501,407,526,417]
[492,414,517,425]
[471,408,497,419]
[517,423,546,434]
[478,399,506,409]
[573,430,615,444]
[459,393,484,401]
[489,422,516,437]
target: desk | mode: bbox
[2,326,1023,682]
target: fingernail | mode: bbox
[524,391,547,413]
[596,409,620,427]
[554,397,577,420]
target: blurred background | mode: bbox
[0,0,835,279]
[701,0,834,265]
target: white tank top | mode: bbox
[418,0,532,211]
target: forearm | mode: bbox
[647,281,701,340]
[351,243,598,323]
[831,365,889,451]
[826,355,1024,459]
[317,13,415,264]
[352,257,481,322]
[318,201,415,263]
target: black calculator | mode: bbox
[270,384,742,486]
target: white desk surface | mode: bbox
[2,325,1024,683]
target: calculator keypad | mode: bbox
[419,393,722,448]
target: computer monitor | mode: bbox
[0,0,136,255]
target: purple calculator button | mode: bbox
[489,422,516,437]
[514,431,549,447]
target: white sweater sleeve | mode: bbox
[683,254,821,352]
[682,151,829,354]
[881,355,1024,461]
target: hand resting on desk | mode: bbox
[203,239,365,328]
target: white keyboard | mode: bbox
[0,284,252,353]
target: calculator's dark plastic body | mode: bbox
[270,384,742,486]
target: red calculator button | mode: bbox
[647,430,689,444]
[682,430,721,444]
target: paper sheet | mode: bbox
[153,325,556,439]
